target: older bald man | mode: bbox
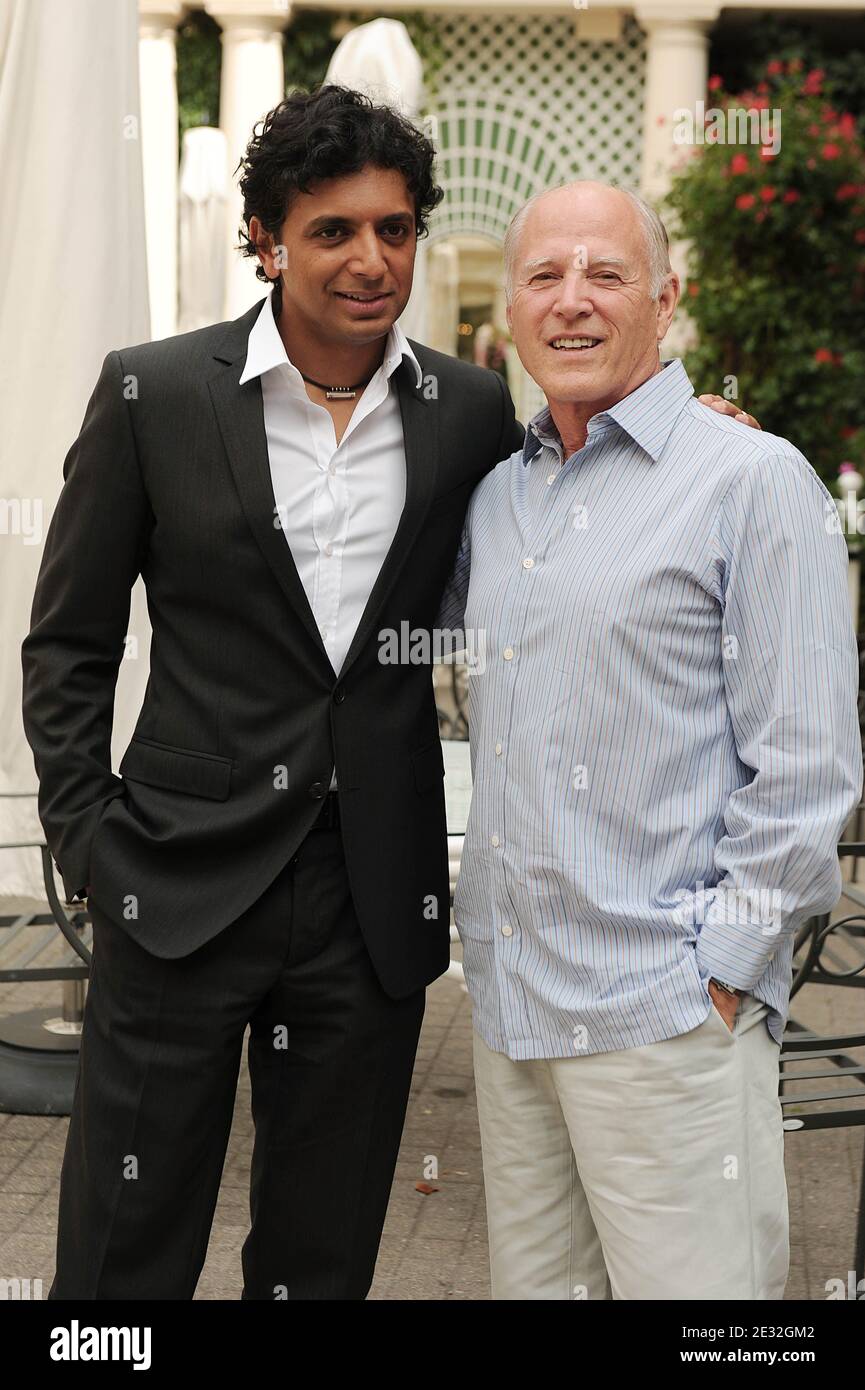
[440,182,861,1300]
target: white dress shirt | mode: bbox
[239,290,422,788]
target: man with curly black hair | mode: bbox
[22,83,522,1301]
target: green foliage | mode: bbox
[401,11,447,92]
[712,14,865,136]
[282,10,340,93]
[664,63,865,485]
[176,10,221,143]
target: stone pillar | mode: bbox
[636,2,720,201]
[425,240,460,358]
[205,0,288,320]
[138,0,183,340]
[635,2,721,352]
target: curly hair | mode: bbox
[236,83,443,310]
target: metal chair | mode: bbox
[0,834,92,1116]
[785,841,865,1285]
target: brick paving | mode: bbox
[0,897,862,1301]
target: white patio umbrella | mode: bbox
[0,0,151,899]
[178,125,229,332]
[325,18,429,345]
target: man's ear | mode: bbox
[505,301,513,334]
[656,273,680,344]
[248,215,275,279]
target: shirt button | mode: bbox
[491,834,500,847]
[308,782,325,800]
[501,923,513,938]
[522,557,534,569]
[547,473,556,485]
[503,646,514,661]
[324,543,334,557]
[495,742,502,755]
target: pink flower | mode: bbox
[782,189,801,204]
[688,282,700,297]
[708,75,723,92]
[760,185,777,202]
[837,184,859,200]
[766,60,784,77]
[802,69,825,96]
[814,348,834,363]
[822,143,842,160]
[735,193,756,210]
[730,153,750,174]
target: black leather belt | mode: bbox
[310,790,340,830]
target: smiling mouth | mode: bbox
[334,290,393,306]
[550,336,603,351]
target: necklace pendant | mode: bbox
[326,386,356,399]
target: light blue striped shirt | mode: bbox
[439,358,862,1060]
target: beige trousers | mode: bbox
[473,995,789,1300]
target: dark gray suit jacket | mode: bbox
[21,298,523,997]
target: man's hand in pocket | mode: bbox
[708,979,744,1032]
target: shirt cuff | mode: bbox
[694,890,784,993]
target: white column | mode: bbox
[635,2,720,354]
[425,240,459,358]
[205,0,288,321]
[139,1,183,340]
[636,2,721,201]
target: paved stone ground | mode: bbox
[0,897,862,1301]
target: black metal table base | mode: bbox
[0,1007,81,1116]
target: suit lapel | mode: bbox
[339,353,439,679]
[208,305,333,668]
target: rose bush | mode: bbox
[664,62,865,484]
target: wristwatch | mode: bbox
[710,977,743,997]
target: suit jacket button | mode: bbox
[308,782,325,799]
[333,687,346,705]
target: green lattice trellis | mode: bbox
[422,12,646,246]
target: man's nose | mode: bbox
[553,272,593,318]
[348,230,387,279]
